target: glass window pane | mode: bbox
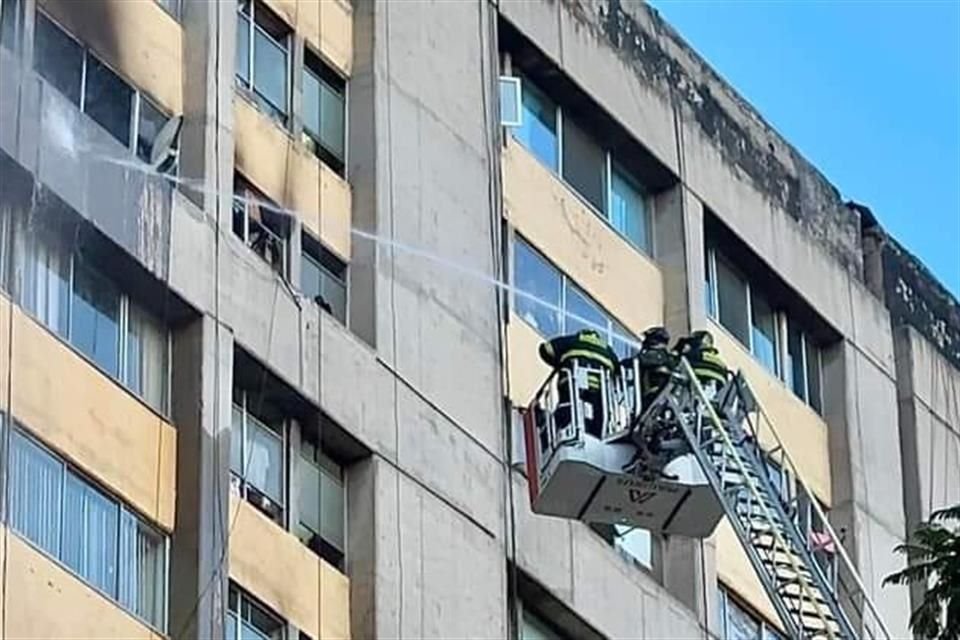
[240,620,270,640]
[62,472,119,596]
[22,228,70,337]
[513,240,561,337]
[562,116,607,213]
[705,248,717,319]
[137,98,168,163]
[806,340,822,414]
[34,13,83,105]
[786,321,806,401]
[301,250,322,301]
[610,320,635,360]
[499,76,521,126]
[298,456,345,552]
[513,79,557,171]
[614,525,652,568]
[564,283,606,336]
[302,67,321,140]
[126,304,168,413]
[71,261,121,377]
[10,430,63,555]
[119,511,167,630]
[715,254,750,345]
[750,289,778,375]
[230,405,244,476]
[726,597,761,640]
[520,609,562,640]
[319,78,345,161]
[84,55,134,147]
[226,612,239,640]
[253,28,287,116]
[610,166,649,253]
[246,415,284,504]
[236,13,250,86]
[320,268,347,324]
[1,0,20,50]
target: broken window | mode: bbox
[302,48,346,175]
[233,175,288,276]
[300,233,347,323]
[34,12,83,106]
[236,0,290,124]
[85,56,134,147]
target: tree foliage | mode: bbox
[884,504,960,639]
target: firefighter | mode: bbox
[674,330,729,401]
[636,326,677,412]
[538,329,620,439]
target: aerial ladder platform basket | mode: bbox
[521,354,892,640]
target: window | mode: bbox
[302,49,346,175]
[18,225,170,413]
[609,165,650,253]
[520,606,564,640]
[297,435,345,570]
[499,76,522,127]
[227,584,285,640]
[705,246,824,413]
[8,427,169,631]
[0,0,22,50]
[230,390,286,525]
[236,0,290,124]
[154,0,180,20]
[137,96,179,174]
[33,12,176,169]
[512,237,638,355]
[34,12,83,105]
[561,116,606,212]
[300,233,347,323]
[234,175,288,276]
[613,525,652,568]
[511,77,654,255]
[513,78,558,171]
[718,586,783,640]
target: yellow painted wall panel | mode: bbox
[229,495,351,640]
[709,319,832,504]
[262,0,353,75]
[715,520,783,631]
[234,97,352,261]
[38,0,183,114]
[8,301,176,530]
[4,531,163,639]
[506,313,552,407]
[503,138,663,339]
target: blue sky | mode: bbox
[650,0,960,297]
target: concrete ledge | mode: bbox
[229,495,351,640]
[503,138,664,337]
[263,0,353,76]
[39,0,183,113]
[2,530,164,639]
[234,96,352,261]
[3,297,177,531]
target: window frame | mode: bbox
[233,174,289,278]
[718,585,785,640]
[227,582,286,640]
[511,235,637,353]
[0,0,23,52]
[33,10,176,170]
[704,246,824,414]
[301,45,347,176]
[7,425,170,633]
[230,389,288,526]
[296,434,347,571]
[236,0,292,125]
[300,232,348,324]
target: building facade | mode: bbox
[0,0,956,638]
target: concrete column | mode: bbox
[180,0,236,221]
[347,456,378,640]
[168,315,233,639]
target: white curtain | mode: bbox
[9,431,63,556]
[20,228,70,337]
[118,510,166,630]
[126,304,168,413]
[246,415,283,504]
[61,472,119,596]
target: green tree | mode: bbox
[884,504,960,639]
